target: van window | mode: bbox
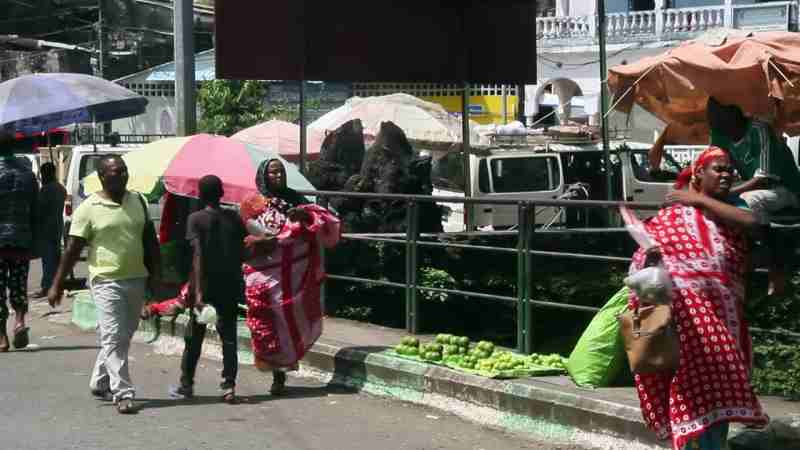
[490,156,560,193]
[431,152,465,190]
[478,159,489,193]
[79,155,109,180]
[630,151,682,183]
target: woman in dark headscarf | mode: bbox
[239,159,340,394]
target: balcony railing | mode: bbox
[536,1,797,45]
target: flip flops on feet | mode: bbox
[222,387,238,404]
[116,398,136,414]
[12,325,29,350]
[168,384,194,399]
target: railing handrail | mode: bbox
[314,188,800,352]
[298,189,663,209]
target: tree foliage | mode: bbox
[196,80,324,136]
[197,80,270,136]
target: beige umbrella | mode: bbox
[309,93,478,150]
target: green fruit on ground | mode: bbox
[395,344,406,354]
[457,336,469,346]
[436,334,450,344]
[407,347,419,356]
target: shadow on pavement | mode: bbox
[329,346,390,391]
[137,386,333,410]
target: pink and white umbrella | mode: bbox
[232,119,325,163]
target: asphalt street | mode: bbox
[0,261,588,450]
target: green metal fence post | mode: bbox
[525,202,535,354]
[410,201,420,334]
[405,200,420,334]
[516,202,529,354]
[318,195,328,314]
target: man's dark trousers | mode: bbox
[180,300,238,389]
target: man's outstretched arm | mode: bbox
[47,236,87,307]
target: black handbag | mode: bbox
[135,192,158,275]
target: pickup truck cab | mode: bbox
[432,140,686,231]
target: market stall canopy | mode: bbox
[82,134,315,205]
[608,31,800,142]
[0,73,147,134]
[232,120,325,163]
[309,93,478,151]
[215,0,536,82]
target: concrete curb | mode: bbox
[67,293,671,449]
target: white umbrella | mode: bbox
[309,93,478,150]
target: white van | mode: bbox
[62,144,160,234]
[431,141,686,231]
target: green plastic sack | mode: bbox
[566,286,630,388]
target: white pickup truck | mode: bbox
[431,140,688,231]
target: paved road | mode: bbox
[1,261,587,450]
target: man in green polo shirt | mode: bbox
[48,155,161,414]
[708,97,800,294]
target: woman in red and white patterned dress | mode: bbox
[628,147,769,450]
[239,159,340,395]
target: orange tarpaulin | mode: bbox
[608,31,800,143]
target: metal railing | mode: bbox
[68,133,174,146]
[298,189,800,353]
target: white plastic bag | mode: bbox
[195,304,218,325]
[620,206,673,305]
[623,265,672,305]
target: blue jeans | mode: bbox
[39,239,61,291]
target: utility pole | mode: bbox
[174,0,196,136]
[501,84,508,124]
[97,0,104,78]
[597,0,612,202]
[462,82,474,232]
[299,80,306,174]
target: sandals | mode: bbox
[12,325,29,349]
[168,384,194,399]
[116,398,137,414]
[222,387,238,404]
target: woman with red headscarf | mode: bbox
[627,146,767,450]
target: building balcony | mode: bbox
[537,1,798,49]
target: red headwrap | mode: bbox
[673,146,728,189]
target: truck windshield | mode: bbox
[489,156,560,193]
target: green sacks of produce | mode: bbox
[566,286,630,388]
